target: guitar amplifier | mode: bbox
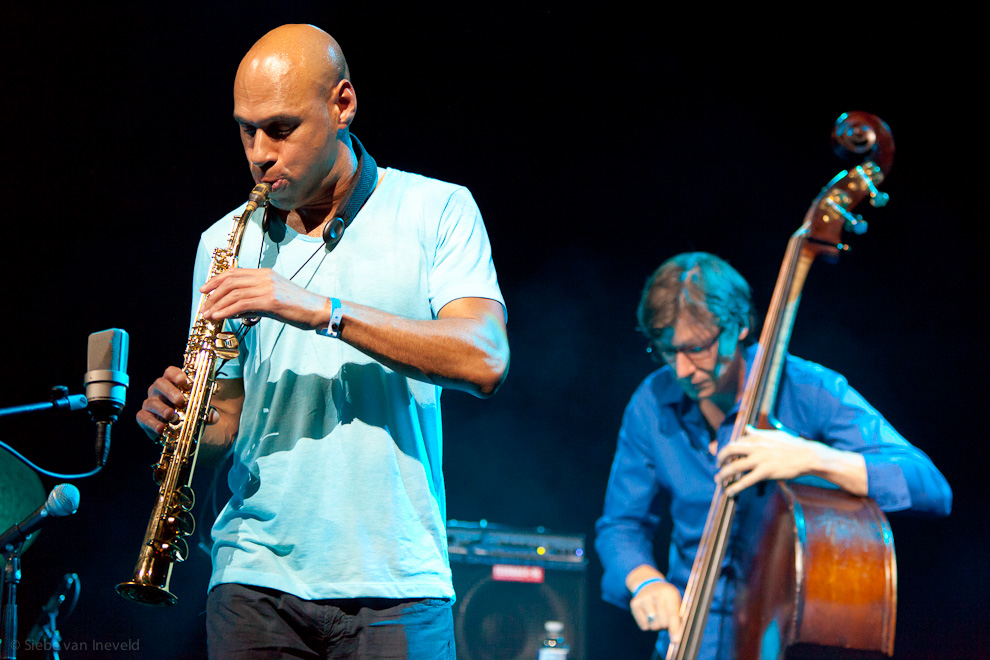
[447,520,586,660]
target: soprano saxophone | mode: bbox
[117,182,270,606]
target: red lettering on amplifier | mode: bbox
[491,564,545,583]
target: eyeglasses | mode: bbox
[646,328,722,365]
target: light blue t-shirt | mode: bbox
[191,168,504,600]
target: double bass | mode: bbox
[668,112,897,660]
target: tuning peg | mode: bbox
[844,216,868,235]
[853,164,890,208]
[822,196,869,236]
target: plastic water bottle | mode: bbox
[537,620,569,659]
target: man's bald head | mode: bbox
[236,24,350,101]
[232,25,359,214]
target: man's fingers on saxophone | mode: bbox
[208,407,220,425]
[136,409,165,440]
[147,384,184,411]
[138,392,176,434]
[136,366,190,439]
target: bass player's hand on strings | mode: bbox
[715,425,868,498]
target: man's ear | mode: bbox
[330,79,357,128]
[712,324,744,380]
[717,323,749,360]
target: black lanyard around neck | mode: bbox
[261,132,378,251]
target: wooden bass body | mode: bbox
[734,482,896,660]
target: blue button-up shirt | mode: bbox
[595,347,952,658]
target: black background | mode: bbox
[1,5,984,659]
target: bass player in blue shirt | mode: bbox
[595,252,951,660]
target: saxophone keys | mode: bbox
[174,485,195,512]
[152,461,167,485]
[153,421,176,447]
[161,416,182,442]
[155,537,189,563]
[164,509,195,537]
[215,332,240,360]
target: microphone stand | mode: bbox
[24,572,78,660]
[1,547,21,660]
[32,615,63,660]
[0,554,76,660]
[0,387,87,419]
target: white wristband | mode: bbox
[316,297,344,338]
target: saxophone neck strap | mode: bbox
[321,133,377,250]
[260,132,378,251]
[340,133,378,226]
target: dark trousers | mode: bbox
[206,583,455,660]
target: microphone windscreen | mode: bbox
[87,328,129,372]
[46,484,80,518]
[85,329,130,409]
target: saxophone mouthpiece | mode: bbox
[245,182,272,214]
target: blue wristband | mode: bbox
[316,298,344,338]
[631,577,664,598]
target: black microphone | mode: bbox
[25,572,79,645]
[0,484,80,551]
[83,328,129,467]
